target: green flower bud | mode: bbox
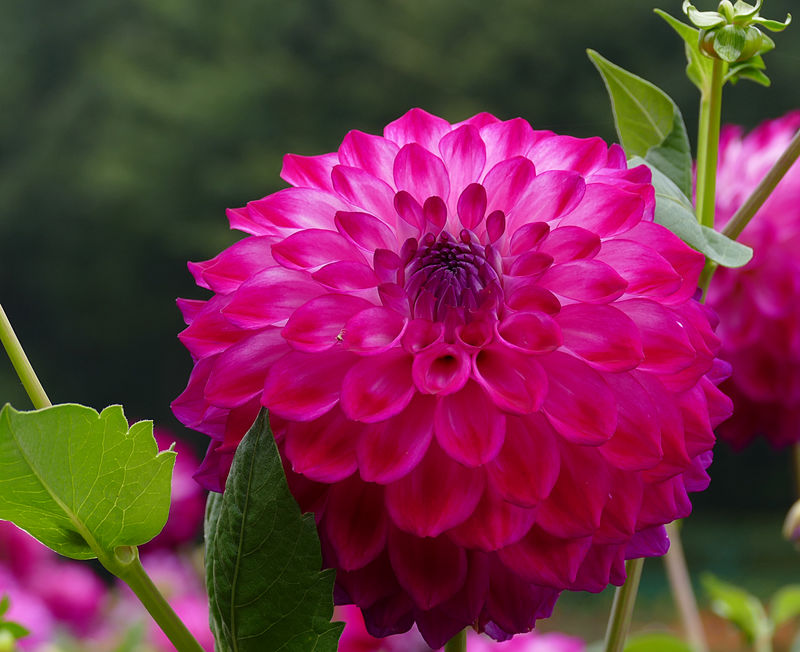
[783,498,800,546]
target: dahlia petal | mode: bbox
[480,118,540,171]
[456,319,494,350]
[483,157,537,217]
[178,295,247,358]
[596,240,682,297]
[637,476,692,528]
[412,343,471,396]
[384,108,451,150]
[226,206,264,237]
[386,440,484,536]
[538,226,601,264]
[594,471,644,544]
[338,130,399,182]
[262,350,356,421]
[507,251,554,278]
[311,261,380,291]
[332,165,397,223]
[282,294,373,352]
[393,143,450,206]
[507,221,549,256]
[505,285,561,315]
[571,544,627,593]
[222,268,324,328]
[556,303,644,372]
[388,528,467,610]
[486,210,506,244]
[283,407,360,482]
[248,187,348,232]
[280,152,338,191]
[324,477,388,571]
[498,527,592,589]
[457,183,488,231]
[497,312,561,354]
[340,350,415,422]
[473,347,548,414]
[423,195,448,231]
[558,183,645,236]
[487,414,560,507]
[192,236,275,294]
[538,259,627,303]
[536,442,611,538]
[393,190,425,239]
[335,210,398,252]
[343,307,407,354]
[539,351,617,444]
[448,487,536,551]
[625,525,669,558]
[530,135,608,176]
[439,124,487,209]
[434,380,506,466]
[204,328,288,407]
[402,319,444,353]
[357,394,435,484]
[507,170,585,231]
[272,228,364,270]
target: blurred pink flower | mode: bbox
[468,629,584,651]
[0,521,50,582]
[708,111,800,449]
[174,108,731,646]
[335,604,430,651]
[0,568,54,650]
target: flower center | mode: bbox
[404,231,502,321]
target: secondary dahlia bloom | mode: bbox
[707,111,800,449]
[468,629,585,651]
[173,109,731,646]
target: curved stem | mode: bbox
[444,628,467,652]
[0,304,51,409]
[663,522,708,652]
[603,558,644,652]
[696,58,725,229]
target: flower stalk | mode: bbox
[695,58,725,229]
[664,522,708,652]
[0,303,51,410]
[603,558,644,652]
[444,629,467,652]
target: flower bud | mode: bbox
[782,498,800,546]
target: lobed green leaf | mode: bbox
[205,409,343,652]
[0,404,174,561]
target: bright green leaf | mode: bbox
[713,25,748,61]
[629,157,753,268]
[655,9,714,92]
[733,0,762,21]
[0,622,29,641]
[770,585,800,627]
[588,49,692,198]
[0,597,7,619]
[0,403,175,560]
[752,14,792,31]
[682,1,726,28]
[205,409,343,652]
[624,632,693,651]
[702,573,771,644]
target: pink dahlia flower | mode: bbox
[707,111,800,449]
[173,109,731,647]
[468,629,585,651]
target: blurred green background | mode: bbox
[2,0,800,644]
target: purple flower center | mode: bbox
[404,231,502,321]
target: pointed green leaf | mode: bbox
[727,66,771,86]
[770,585,800,627]
[733,0,762,20]
[588,50,692,198]
[0,622,29,641]
[205,409,343,652]
[702,573,771,643]
[655,9,714,92]
[0,404,175,560]
[629,157,753,268]
[624,633,693,651]
[752,14,792,31]
[0,597,7,619]
[682,1,726,28]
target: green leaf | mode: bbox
[682,1,726,28]
[624,633,693,651]
[587,49,692,199]
[733,0,762,21]
[0,403,175,560]
[0,622,29,640]
[752,14,792,32]
[0,597,7,619]
[702,573,772,643]
[713,25,748,61]
[629,157,753,268]
[205,409,343,652]
[770,585,800,627]
[655,9,714,92]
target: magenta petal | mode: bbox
[248,187,347,232]
[412,343,471,395]
[596,240,683,297]
[595,471,644,545]
[473,347,548,414]
[530,135,608,176]
[262,350,356,421]
[539,259,628,304]
[343,307,407,354]
[448,487,536,551]
[506,285,561,315]
[384,108,451,150]
[272,228,364,270]
[434,380,506,466]
[625,525,669,558]
[283,407,360,482]
[332,165,397,222]
[357,394,435,484]
[205,328,288,407]
[506,170,585,231]
[556,303,644,372]
[386,440,484,536]
[457,183,487,231]
[497,312,562,354]
[324,476,388,571]
[487,414,560,507]
[480,118,539,171]
[393,143,450,205]
[335,211,398,252]
[558,183,645,236]
[483,157,537,217]
[538,226,601,264]
[571,544,626,592]
[338,130,399,183]
[282,294,373,352]
[340,350,415,422]
[498,527,592,589]
[311,261,379,291]
[388,527,467,610]
[193,236,275,294]
[280,152,338,191]
[439,124,487,208]
[540,351,617,445]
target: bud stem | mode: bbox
[696,58,726,230]
[0,303,51,410]
[444,628,467,652]
[603,558,644,652]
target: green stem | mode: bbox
[793,443,800,500]
[603,558,644,652]
[105,546,205,652]
[722,126,800,241]
[663,522,708,652]
[696,58,725,229]
[0,303,51,410]
[755,632,774,652]
[444,628,467,652]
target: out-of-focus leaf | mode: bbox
[624,632,693,651]
[771,585,800,627]
[702,573,771,644]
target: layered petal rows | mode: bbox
[173,109,731,646]
[708,112,800,449]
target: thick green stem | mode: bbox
[0,303,51,410]
[603,558,644,652]
[695,58,725,229]
[663,522,708,652]
[105,547,204,652]
[722,126,800,241]
[755,632,774,652]
[444,628,467,652]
